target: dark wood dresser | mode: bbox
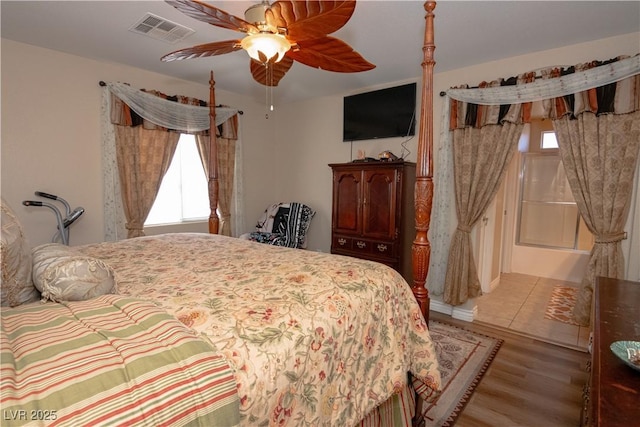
[329,160,415,281]
[584,276,640,426]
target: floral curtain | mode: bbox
[443,74,534,305]
[115,126,179,237]
[430,55,640,318]
[545,63,640,325]
[196,113,239,236]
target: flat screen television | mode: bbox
[343,83,416,142]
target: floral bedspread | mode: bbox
[77,233,441,426]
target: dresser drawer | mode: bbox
[353,239,397,258]
[332,235,353,251]
[371,241,396,257]
[351,238,373,255]
[333,235,397,258]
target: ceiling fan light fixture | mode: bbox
[244,1,270,27]
[241,33,291,63]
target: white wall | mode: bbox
[1,38,272,246]
[273,80,422,252]
[3,31,639,259]
[273,32,640,260]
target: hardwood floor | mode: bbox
[430,311,589,427]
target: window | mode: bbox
[145,134,210,226]
[516,120,593,251]
[541,131,559,149]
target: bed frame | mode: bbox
[206,1,436,325]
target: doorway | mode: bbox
[475,120,591,291]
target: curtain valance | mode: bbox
[447,54,640,129]
[106,82,238,136]
[446,54,640,105]
[449,72,537,129]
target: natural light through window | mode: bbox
[145,134,210,226]
[541,131,559,149]
[517,121,593,252]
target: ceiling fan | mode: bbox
[161,0,375,87]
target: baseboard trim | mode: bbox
[489,276,501,292]
[430,299,453,316]
[430,299,476,323]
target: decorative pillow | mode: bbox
[32,243,117,302]
[1,197,39,307]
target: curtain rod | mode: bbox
[439,71,556,97]
[99,81,243,114]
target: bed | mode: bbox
[1,1,440,425]
[77,232,441,425]
[0,295,240,427]
[1,223,441,426]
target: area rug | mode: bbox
[544,285,579,325]
[420,321,503,426]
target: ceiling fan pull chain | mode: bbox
[270,85,275,112]
[264,63,276,119]
[265,64,269,119]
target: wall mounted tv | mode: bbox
[343,82,416,142]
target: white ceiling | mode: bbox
[2,1,639,104]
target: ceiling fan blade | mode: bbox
[267,1,356,41]
[288,36,375,72]
[250,55,294,86]
[161,40,242,62]
[165,0,258,33]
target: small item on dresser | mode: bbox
[378,150,399,161]
[610,341,640,371]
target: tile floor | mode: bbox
[475,272,590,351]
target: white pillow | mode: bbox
[1,197,39,306]
[32,243,117,302]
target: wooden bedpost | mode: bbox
[208,70,220,234]
[412,1,436,324]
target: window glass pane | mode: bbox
[517,122,593,252]
[145,134,209,226]
[179,136,209,220]
[521,154,574,202]
[146,149,182,225]
[517,152,581,249]
[541,131,558,149]
[519,202,578,248]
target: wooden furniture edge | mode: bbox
[208,71,220,234]
[412,0,436,325]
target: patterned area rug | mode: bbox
[544,285,580,325]
[421,321,503,426]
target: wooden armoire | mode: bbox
[329,160,416,281]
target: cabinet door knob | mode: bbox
[377,244,388,252]
[338,238,347,245]
[356,241,366,249]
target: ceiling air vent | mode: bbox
[129,13,194,43]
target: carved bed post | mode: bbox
[412,1,436,324]
[208,70,220,234]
